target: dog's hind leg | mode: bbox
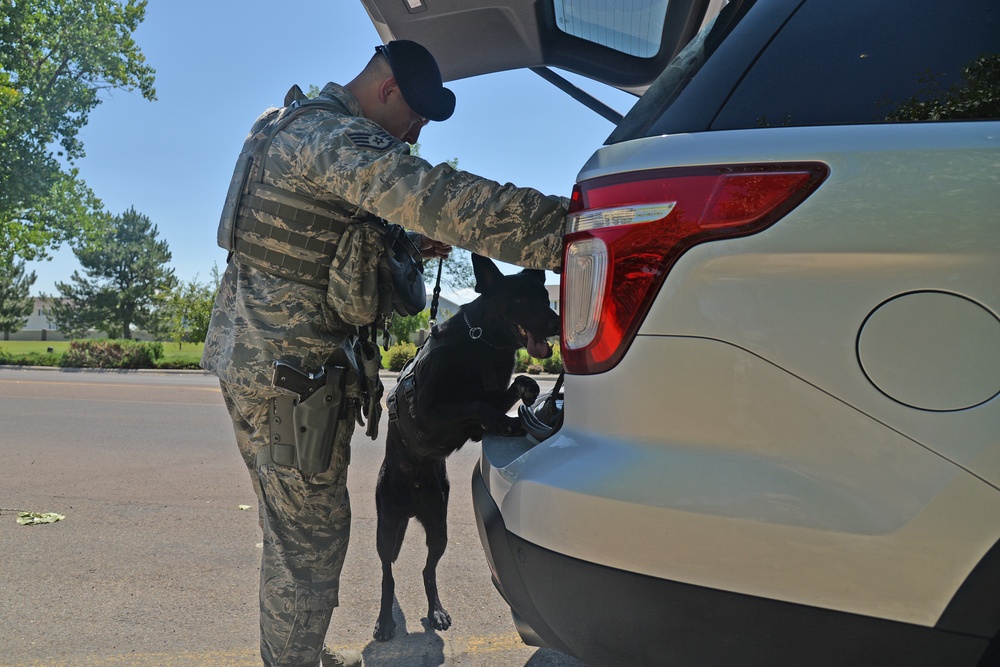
[374,503,409,641]
[421,471,452,632]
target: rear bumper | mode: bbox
[472,462,996,666]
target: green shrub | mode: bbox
[515,342,562,374]
[60,339,164,369]
[541,342,563,374]
[515,349,529,372]
[526,363,544,375]
[385,341,417,372]
[0,350,62,367]
[153,358,203,370]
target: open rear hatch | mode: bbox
[360,0,723,121]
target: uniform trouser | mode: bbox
[220,381,353,667]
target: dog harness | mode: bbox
[386,317,508,424]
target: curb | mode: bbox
[0,364,211,375]
[1,365,562,381]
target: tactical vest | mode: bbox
[217,85,355,290]
[218,85,426,330]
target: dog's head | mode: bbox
[470,254,560,358]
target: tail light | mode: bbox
[561,163,829,374]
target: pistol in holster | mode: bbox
[268,361,346,474]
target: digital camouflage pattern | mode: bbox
[221,382,352,666]
[203,81,568,388]
[201,81,568,666]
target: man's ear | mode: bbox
[378,76,398,104]
[520,268,546,283]
[473,254,503,293]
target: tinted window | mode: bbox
[554,0,670,57]
[713,0,1000,129]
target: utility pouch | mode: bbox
[290,365,345,474]
[327,223,384,326]
[327,220,426,328]
[381,226,425,317]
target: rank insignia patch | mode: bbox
[347,131,395,151]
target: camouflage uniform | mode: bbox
[202,82,567,666]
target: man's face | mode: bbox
[382,81,429,144]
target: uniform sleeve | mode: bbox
[303,118,569,271]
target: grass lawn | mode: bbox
[0,340,205,368]
[0,340,72,355]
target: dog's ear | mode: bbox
[520,268,546,283]
[472,254,504,293]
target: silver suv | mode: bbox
[362,0,1000,664]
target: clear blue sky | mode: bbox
[26,0,637,297]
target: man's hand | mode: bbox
[416,235,452,260]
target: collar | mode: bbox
[462,311,508,350]
[317,82,366,118]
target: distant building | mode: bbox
[4,297,151,342]
[4,298,67,342]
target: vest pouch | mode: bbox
[382,228,426,317]
[291,365,345,474]
[327,223,383,326]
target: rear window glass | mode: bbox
[554,0,669,58]
[712,0,1000,128]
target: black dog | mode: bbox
[373,254,560,641]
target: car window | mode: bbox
[712,0,1000,129]
[631,0,1000,140]
[554,0,671,57]
[608,0,760,143]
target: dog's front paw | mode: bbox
[496,415,526,436]
[428,605,452,631]
[513,375,541,406]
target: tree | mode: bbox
[49,207,176,339]
[407,144,477,291]
[0,259,37,338]
[388,308,429,344]
[0,0,157,263]
[152,266,220,347]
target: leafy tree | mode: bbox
[152,266,220,347]
[388,308,430,344]
[0,0,156,263]
[49,207,176,339]
[0,259,37,337]
[407,145,477,291]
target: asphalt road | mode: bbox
[0,366,584,667]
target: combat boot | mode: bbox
[320,646,363,667]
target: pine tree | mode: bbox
[49,207,176,339]
[0,260,37,338]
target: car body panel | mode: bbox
[483,335,1000,627]
[573,122,1000,487]
[474,464,997,665]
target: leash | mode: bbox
[428,258,444,328]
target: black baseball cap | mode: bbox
[376,40,456,122]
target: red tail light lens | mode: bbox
[561,163,828,374]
